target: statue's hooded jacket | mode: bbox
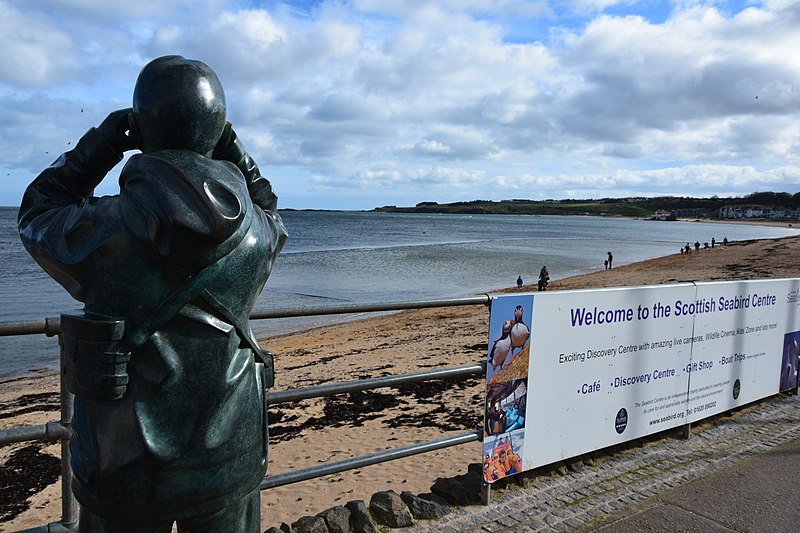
[18,126,287,520]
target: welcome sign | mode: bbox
[482,278,800,483]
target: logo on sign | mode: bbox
[615,408,628,434]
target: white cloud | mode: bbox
[149,10,289,80]
[0,2,78,87]
[1,1,799,209]
[415,140,453,155]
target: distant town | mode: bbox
[375,191,800,220]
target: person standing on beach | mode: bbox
[607,251,613,269]
[18,56,287,533]
[538,266,549,291]
[517,275,523,289]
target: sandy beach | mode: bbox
[2,232,799,531]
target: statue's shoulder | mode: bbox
[123,151,242,183]
[118,151,250,260]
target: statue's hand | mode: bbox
[211,122,236,162]
[211,122,253,177]
[97,108,136,154]
[210,123,276,211]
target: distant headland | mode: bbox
[374,191,800,220]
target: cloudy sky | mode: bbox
[1,1,798,210]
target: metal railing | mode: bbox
[0,295,491,533]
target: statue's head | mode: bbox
[130,55,226,154]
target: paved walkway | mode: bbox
[406,392,800,532]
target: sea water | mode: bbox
[1,206,796,381]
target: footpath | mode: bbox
[405,392,800,532]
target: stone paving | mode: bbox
[404,392,800,533]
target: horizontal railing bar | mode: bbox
[0,424,48,445]
[250,295,491,320]
[266,363,486,404]
[260,429,482,490]
[0,295,492,338]
[0,421,71,446]
[0,319,49,337]
[1,365,487,445]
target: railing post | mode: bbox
[56,332,78,531]
[480,482,492,505]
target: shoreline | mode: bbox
[674,216,797,228]
[2,215,797,384]
[2,234,799,530]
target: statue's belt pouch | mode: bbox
[260,349,275,389]
[61,311,130,401]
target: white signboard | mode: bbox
[687,280,800,421]
[482,279,800,483]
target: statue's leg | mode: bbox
[78,506,172,533]
[176,488,260,533]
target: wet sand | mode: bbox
[2,233,799,531]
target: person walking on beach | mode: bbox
[18,56,287,533]
[538,265,549,291]
[607,251,613,269]
[517,275,523,289]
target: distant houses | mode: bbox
[649,205,800,220]
[650,209,673,219]
[672,208,712,218]
[650,208,711,219]
[719,205,800,220]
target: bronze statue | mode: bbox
[18,55,287,532]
